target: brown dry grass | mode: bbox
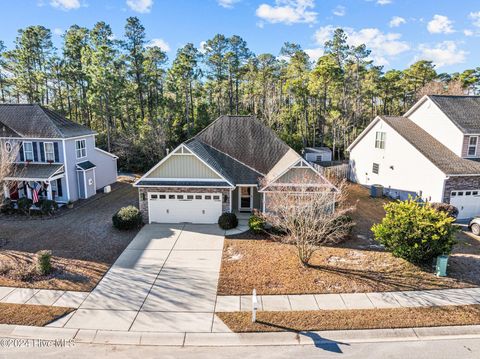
[0,303,73,326]
[218,305,480,332]
[217,183,480,295]
[0,183,139,291]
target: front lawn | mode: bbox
[217,183,480,295]
[0,303,73,326]
[217,305,480,332]
[0,182,140,291]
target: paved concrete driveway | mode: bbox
[62,224,225,332]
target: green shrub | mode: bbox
[248,215,265,233]
[38,199,58,215]
[17,197,33,215]
[429,202,459,219]
[112,206,143,230]
[218,212,238,230]
[0,198,14,214]
[371,199,457,264]
[36,250,52,276]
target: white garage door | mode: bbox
[450,190,480,219]
[148,192,223,224]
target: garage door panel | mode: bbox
[450,190,480,219]
[149,193,222,224]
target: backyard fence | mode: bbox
[310,161,350,182]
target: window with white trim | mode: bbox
[23,142,34,161]
[468,136,477,156]
[375,132,386,149]
[75,139,86,159]
[44,142,55,162]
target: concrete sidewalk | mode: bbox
[216,287,480,312]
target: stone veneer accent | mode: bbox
[138,186,231,223]
[443,176,480,203]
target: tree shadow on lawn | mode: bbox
[255,321,349,353]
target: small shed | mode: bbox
[303,147,333,163]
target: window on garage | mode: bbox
[187,195,194,200]
[205,195,212,200]
[195,195,202,199]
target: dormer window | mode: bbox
[468,136,478,157]
[375,132,386,149]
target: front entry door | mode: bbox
[239,186,252,212]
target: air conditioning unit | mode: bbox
[104,185,111,194]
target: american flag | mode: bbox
[32,182,42,204]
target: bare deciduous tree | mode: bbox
[260,179,354,266]
[416,79,466,100]
[0,142,18,204]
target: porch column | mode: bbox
[26,183,32,199]
[46,181,53,200]
[3,184,9,199]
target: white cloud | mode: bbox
[313,25,336,45]
[147,38,170,52]
[469,11,480,27]
[418,41,467,68]
[255,0,317,25]
[126,0,153,13]
[217,0,240,8]
[199,41,207,54]
[464,29,474,36]
[377,0,392,5]
[53,28,64,36]
[49,0,80,10]
[427,14,454,34]
[332,5,346,17]
[305,48,324,62]
[389,16,406,28]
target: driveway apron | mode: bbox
[64,223,225,332]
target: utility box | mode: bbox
[104,185,112,194]
[436,255,449,277]
[370,184,383,198]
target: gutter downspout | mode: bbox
[61,139,71,202]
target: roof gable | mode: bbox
[195,115,291,175]
[0,104,95,139]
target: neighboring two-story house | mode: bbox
[1,104,118,204]
[348,95,480,219]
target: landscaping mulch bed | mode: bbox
[218,305,480,332]
[217,183,480,295]
[0,182,139,291]
[0,303,73,326]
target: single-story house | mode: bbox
[134,115,336,224]
[348,95,480,219]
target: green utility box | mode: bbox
[436,255,449,277]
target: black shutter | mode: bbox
[57,179,63,197]
[32,142,38,162]
[53,142,59,162]
[39,142,45,162]
[19,142,24,161]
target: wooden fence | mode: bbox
[310,161,350,182]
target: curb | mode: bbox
[0,324,479,347]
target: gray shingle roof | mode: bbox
[76,161,96,170]
[136,180,231,187]
[0,104,95,139]
[195,115,291,175]
[7,163,64,180]
[428,95,480,133]
[381,116,480,175]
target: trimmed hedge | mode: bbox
[17,197,32,215]
[372,199,457,264]
[218,212,238,230]
[112,206,143,230]
[38,199,58,215]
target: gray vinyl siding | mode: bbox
[146,154,221,179]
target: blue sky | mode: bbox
[1,0,480,72]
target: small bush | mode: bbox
[218,212,238,230]
[36,250,52,276]
[429,202,459,219]
[328,214,354,239]
[248,215,265,233]
[372,199,457,264]
[112,206,143,230]
[38,199,58,215]
[0,198,14,214]
[17,197,33,215]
